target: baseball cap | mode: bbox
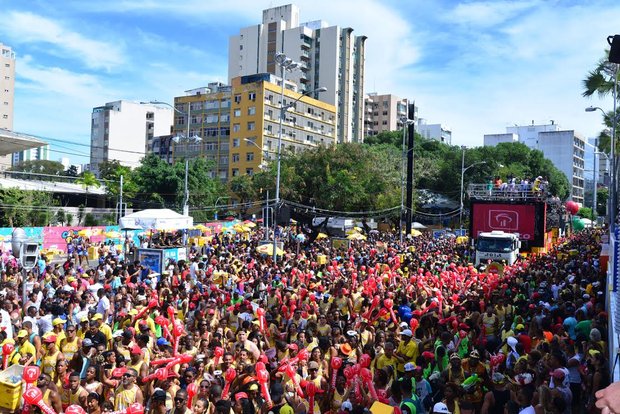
[43,334,57,343]
[433,403,451,414]
[82,338,94,347]
[91,314,103,321]
[52,318,65,326]
[401,329,413,337]
[131,344,143,355]
[399,322,408,329]
[404,362,415,372]
[112,330,123,339]
[152,389,167,401]
[552,368,566,379]
[16,330,27,338]
[308,361,319,370]
[492,372,506,384]
[157,337,170,347]
[248,383,259,391]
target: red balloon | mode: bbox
[331,356,342,370]
[23,387,43,405]
[23,366,40,384]
[173,323,185,337]
[566,201,579,215]
[126,403,145,414]
[66,405,86,414]
[409,318,419,331]
[224,367,236,382]
[297,348,309,362]
[359,354,371,368]
[383,299,393,309]
[2,343,14,355]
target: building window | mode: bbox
[232,168,239,177]
[248,106,256,115]
[246,137,256,146]
[234,109,241,117]
[246,152,254,161]
[232,153,240,162]
[234,94,241,103]
[247,121,255,131]
[232,138,240,147]
[382,111,388,116]
[382,120,388,125]
[248,92,256,101]
[246,168,254,175]
[220,114,230,122]
[233,123,241,132]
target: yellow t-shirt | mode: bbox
[396,340,418,371]
[375,354,398,379]
[99,323,113,345]
[11,341,36,365]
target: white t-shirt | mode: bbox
[96,296,110,316]
[0,309,12,338]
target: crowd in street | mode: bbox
[0,224,615,414]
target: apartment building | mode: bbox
[89,101,172,176]
[228,73,336,178]
[416,119,452,145]
[228,4,366,143]
[363,93,408,137]
[484,122,586,204]
[0,43,15,131]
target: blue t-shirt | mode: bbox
[563,316,577,340]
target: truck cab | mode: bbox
[474,230,521,266]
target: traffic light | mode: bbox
[21,242,39,270]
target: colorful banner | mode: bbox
[0,225,142,255]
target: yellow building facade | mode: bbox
[229,74,336,178]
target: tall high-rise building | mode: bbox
[363,93,408,137]
[0,43,15,131]
[228,4,366,143]
[89,101,172,176]
[484,122,586,204]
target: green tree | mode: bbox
[64,165,79,177]
[76,171,101,206]
[133,154,180,208]
[582,52,619,154]
[597,187,609,216]
[98,160,138,208]
[230,174,258,217]
[55,208,67,225]
[173,158,225,222]
[577,207,594,220]
[0,188,56,227]
[10,160,65,177]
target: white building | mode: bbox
[228,4,366,143]
[484,122,585,204]
[483,133,518,147]
[417,119,452,145]
[89,101,172,176]
[12,144,49,165]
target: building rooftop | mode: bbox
[0,129,46,156]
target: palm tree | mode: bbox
[76,171,101,207]
[582,52,619,154]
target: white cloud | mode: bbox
[446,1,539,28]
[0,11,124,71]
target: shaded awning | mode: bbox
[0,129,46,155]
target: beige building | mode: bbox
[363,93,408,137]
[0,43,15,131]
[0,43,16,170]
[167,74,336,183]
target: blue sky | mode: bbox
[1,0,619,166]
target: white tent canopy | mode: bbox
[120,209,193,230]
[412,222,428,229]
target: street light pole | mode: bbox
[399,116,414,243]
[586,105,618,227]
[142,100,201,217]
[272,52,326,263]
[459,150,486,230]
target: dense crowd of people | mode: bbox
[0,224,614,414]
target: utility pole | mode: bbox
[405,102,415,235]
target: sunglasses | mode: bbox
[174,398,186,402]
[122,373,135,378]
